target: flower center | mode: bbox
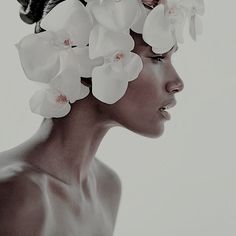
[166,5,179,25]
[56,94,68,104]
[114,52,124,61]
[167,6,177,16]
[64,38,73,47]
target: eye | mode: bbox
[150,56,165,63]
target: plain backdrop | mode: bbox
[0,1,235,235]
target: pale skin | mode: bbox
[0,30,184,236]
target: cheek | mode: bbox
[126,60,164,109]
[109,61,165,131]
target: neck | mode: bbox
[25,96,115,185]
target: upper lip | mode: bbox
[159,99,177,110]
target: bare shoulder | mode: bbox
[0,162,45,236]
[94,158,122,194]
[94,158,122,225]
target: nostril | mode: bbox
[166,80,184,94]
[172,89,179,94]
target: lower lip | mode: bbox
[159,110,171,120]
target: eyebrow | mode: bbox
[151,45,179,56]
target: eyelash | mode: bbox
[150,56,165,63]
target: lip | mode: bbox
[158,99,177,120]
[159,109,171,120]
[160,99,177,110]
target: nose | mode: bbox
[165,72,184,94]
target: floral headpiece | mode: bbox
[16,0,205,118]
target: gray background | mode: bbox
[0,1,236,235]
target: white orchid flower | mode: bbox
[29,69,90,118]
[164,0,186,43]
[87,0,139,32]
[89,24,135,59]
[179,0,205,40]
[89,24,143,104]
[16,0,93,83]
[143,1,186,54]
[143,4,175,54]
[92,51,143,104]
[41,0,93,47]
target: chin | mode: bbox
[129,120,165,139]
[143,125,165,138]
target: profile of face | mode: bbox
[100,30,184,138]
[18,0,184,139]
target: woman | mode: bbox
[0,0,198,235]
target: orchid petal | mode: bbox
[58,49,79,74]
[58,47,103,78]
[189,15,196,41]
[108,51,130,73]
[194,14,203,34]
[89,24,134,59]
[165,1,186,41]
[175,19,185,43]
[189,14,203,40]
[143,4,175,54]
[41,0,93,46]
[29,89,71,118]
[180,0,205,16]
[85,1,99,25]
[90,0,139,31]
[73,46,104,77]
[124,52,143,81]
[80,84,91,99]
[16,31,60,83]
[196,0,205,16]
[49,69,89,103]
[131,0,150,34]
[92,63,129,104]
[109,60,124,73]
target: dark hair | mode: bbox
[17,0,87,27]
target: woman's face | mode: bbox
[103,30,184,138]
